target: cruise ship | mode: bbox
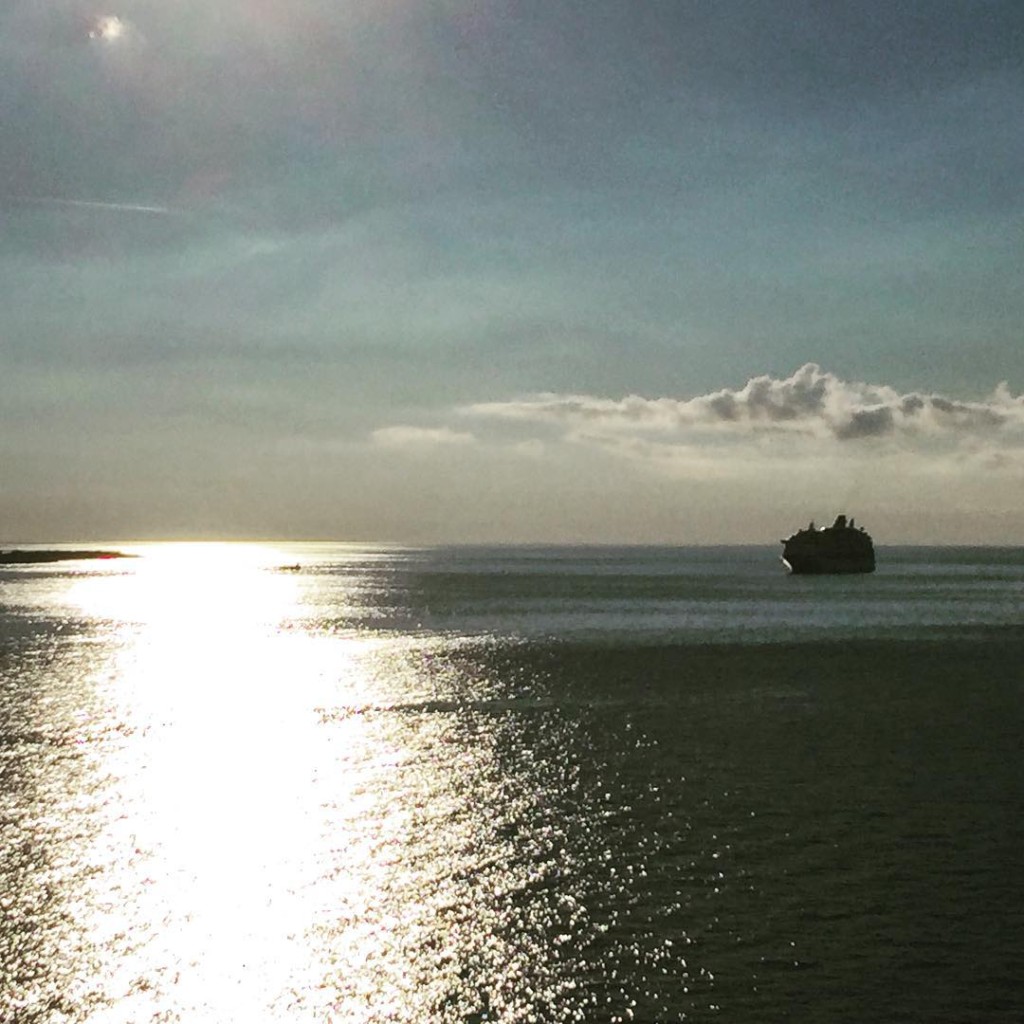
[781,514,875,574]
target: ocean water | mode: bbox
[1,543,1022,1023]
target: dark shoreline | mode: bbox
[0,549,133,565]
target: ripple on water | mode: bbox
[2,551,1023,1022]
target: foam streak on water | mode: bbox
[1,544,1022,1022]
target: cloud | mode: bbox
[461,365,1024,450]
[832,405,895,440]
[356,364,1022,487]
[371,425,476,448]
[5,196,171,215]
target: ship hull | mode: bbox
[781,553,875,575]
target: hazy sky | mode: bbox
[2,0,1023,543]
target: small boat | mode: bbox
[781,514,875,574]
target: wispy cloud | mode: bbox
[5,196,173,216]
[371,425,476,448]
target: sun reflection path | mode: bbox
[66,544,380,1021]
[57,544,608,1022]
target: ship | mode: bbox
[780,514,875,574]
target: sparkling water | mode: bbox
[2,544,1022,1022]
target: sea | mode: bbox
[1,543,1022,1023]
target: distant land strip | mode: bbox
[0,549,134,565]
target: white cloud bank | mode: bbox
[461,364,1023,446]
[371,364,1024,488]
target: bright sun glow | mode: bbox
[90,15,127,41]
[74,542,299,631]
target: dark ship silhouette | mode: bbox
[781,514,875,574]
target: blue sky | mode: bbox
[2,1,1023,542]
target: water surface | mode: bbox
[1,544,1021,1021]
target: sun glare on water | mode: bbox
[12,543,661,1020]
[64,544,415,1021]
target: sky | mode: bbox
[2,0,1023,544]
